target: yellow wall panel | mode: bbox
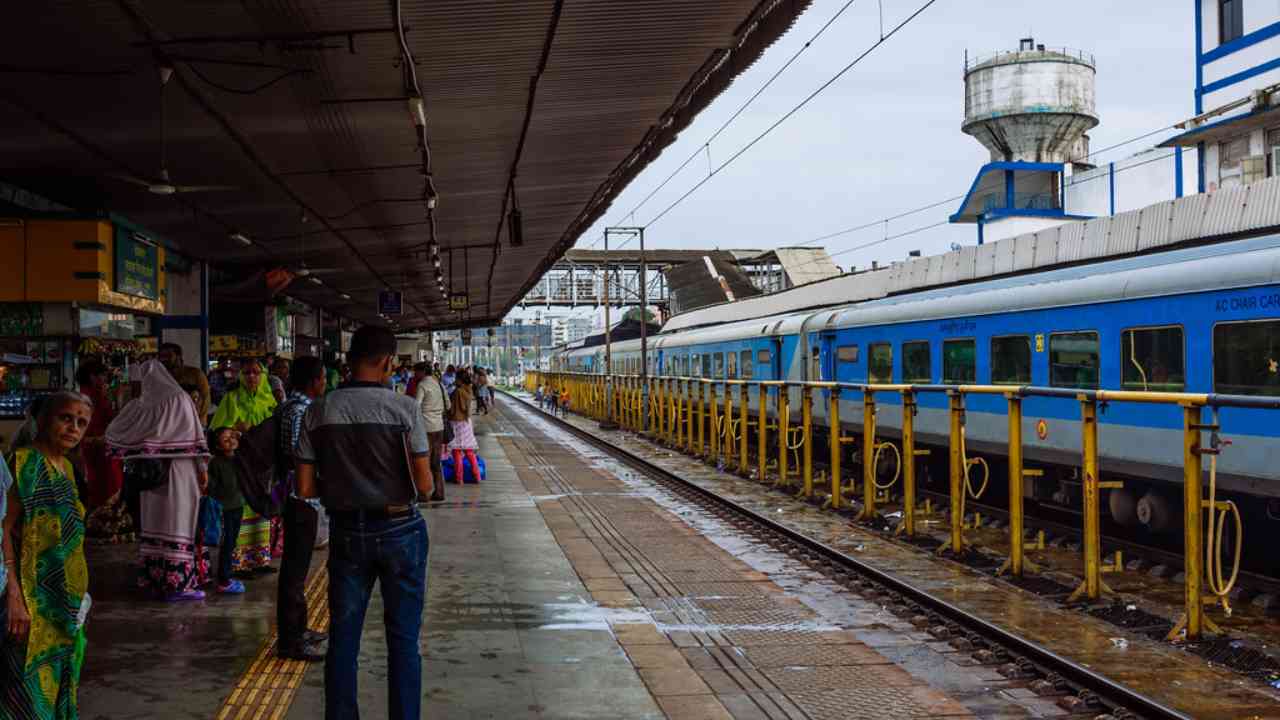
[25,219,109,303]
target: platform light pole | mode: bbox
[602,226,646,431]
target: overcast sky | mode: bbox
[511,0,1192,324]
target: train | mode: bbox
[550,233,1280,540]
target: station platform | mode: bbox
[74,396,997,720]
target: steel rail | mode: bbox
[499,389,1192,720]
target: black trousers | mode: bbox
[217,507,244,585]
[277,496,319,649]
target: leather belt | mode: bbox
[329,504,416,525]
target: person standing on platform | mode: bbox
[210,362,278,574]
[107,361,211,601]
[405,363,426,399]
[159,342,211,427]
[2,392,91,720]
[274,356,328,661]
[206,427,246,595]
[442,364,456,397]
[75,359,123,512]
[295,326,432,720]
[415,363,449,502]
[473,368,489,415]
[447,370,482,484]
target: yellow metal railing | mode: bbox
[523,370,1275,641]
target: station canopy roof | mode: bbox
[0,1,811,329]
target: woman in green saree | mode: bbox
[2,391,92,719]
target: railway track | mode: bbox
[501,390,1191,720]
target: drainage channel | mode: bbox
[499,390,1191,720]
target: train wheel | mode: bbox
[1136,491,1174,533]
[1108,488,1138,527]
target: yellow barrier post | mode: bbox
[829,388,843,510]
[777,385,791,488]
[859,389,879,520]
[802,386,814,498]
[697,381,706,457]
[739,383,750,475]
[1168,403,1221,641]
[897,390,918,537]
[1068,395,1108,603]
[999,393,1031,577]
[709,381,720,462]
[727,381,737,466]
[941,391,965,555]
[757,382,769,483]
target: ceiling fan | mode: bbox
[109,63,238,196]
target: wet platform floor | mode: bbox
[74,396,1104,719]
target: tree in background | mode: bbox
[623,307,656,324]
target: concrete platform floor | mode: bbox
[76,397,1008,719]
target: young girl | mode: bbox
[207,427,246,594]
[446,370,483,484]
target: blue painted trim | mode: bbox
[1004,170,1015,210]
[1175,147,1185,198]
[1202,19,1280,63]
[1202,55,1280,94]
[949,161,1066,223]
[1195,0,1204,114]
[982,208,1093,221]
[1109,162,1116,215]
[1198,142,1207,193]
[1160,103,1280,146]
[977,217,984,246]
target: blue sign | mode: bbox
[378,290,403,316]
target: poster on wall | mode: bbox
[114,227,160,300]
[264,306,295,355]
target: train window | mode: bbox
[868,343,893,383]
[714,353,725,378]
[1214,321,1280,396]
[991,336,1031,385]
[741,350,754,379]
[902,341,931,382]
[1049,332,1099,388]
[701,354,712,378]
[811,347,823,381]
[836,345,859,363]
[943,339,976,384]
[757,349,771,365]
[727,351,738,379]
[1121,326,1184,391]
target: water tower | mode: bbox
[962,38,1098,164]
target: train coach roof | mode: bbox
[829,233,1280,329]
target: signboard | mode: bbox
[378,290,403,317]
[114,228,160,300]
[449,293,469,311]
[210,335,240,352]
[460,328,472,345]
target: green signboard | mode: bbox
[114,228,159,299]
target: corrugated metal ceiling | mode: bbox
[0,0,811,329]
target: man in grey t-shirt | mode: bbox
[296,326,433,720]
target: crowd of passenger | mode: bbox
[0,340,494,718]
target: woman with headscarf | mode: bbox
[106,360,211,601]
[209,361,278,573]
[2,391,92,718]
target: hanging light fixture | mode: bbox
[229,232,252,246]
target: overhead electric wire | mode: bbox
[596,0,861,250]
[641,0,943,231]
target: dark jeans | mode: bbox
[217,507,244,585]
[277,497,319,649]
[428,431,445,501]
[326,512,428,720]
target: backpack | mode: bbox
[232,415,286,518]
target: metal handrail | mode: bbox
[965,46,1095,71]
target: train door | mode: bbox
[820,333,837,382]
[770,337,783,380]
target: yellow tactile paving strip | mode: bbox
[497,406,973,720]
[215,568,329,720]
